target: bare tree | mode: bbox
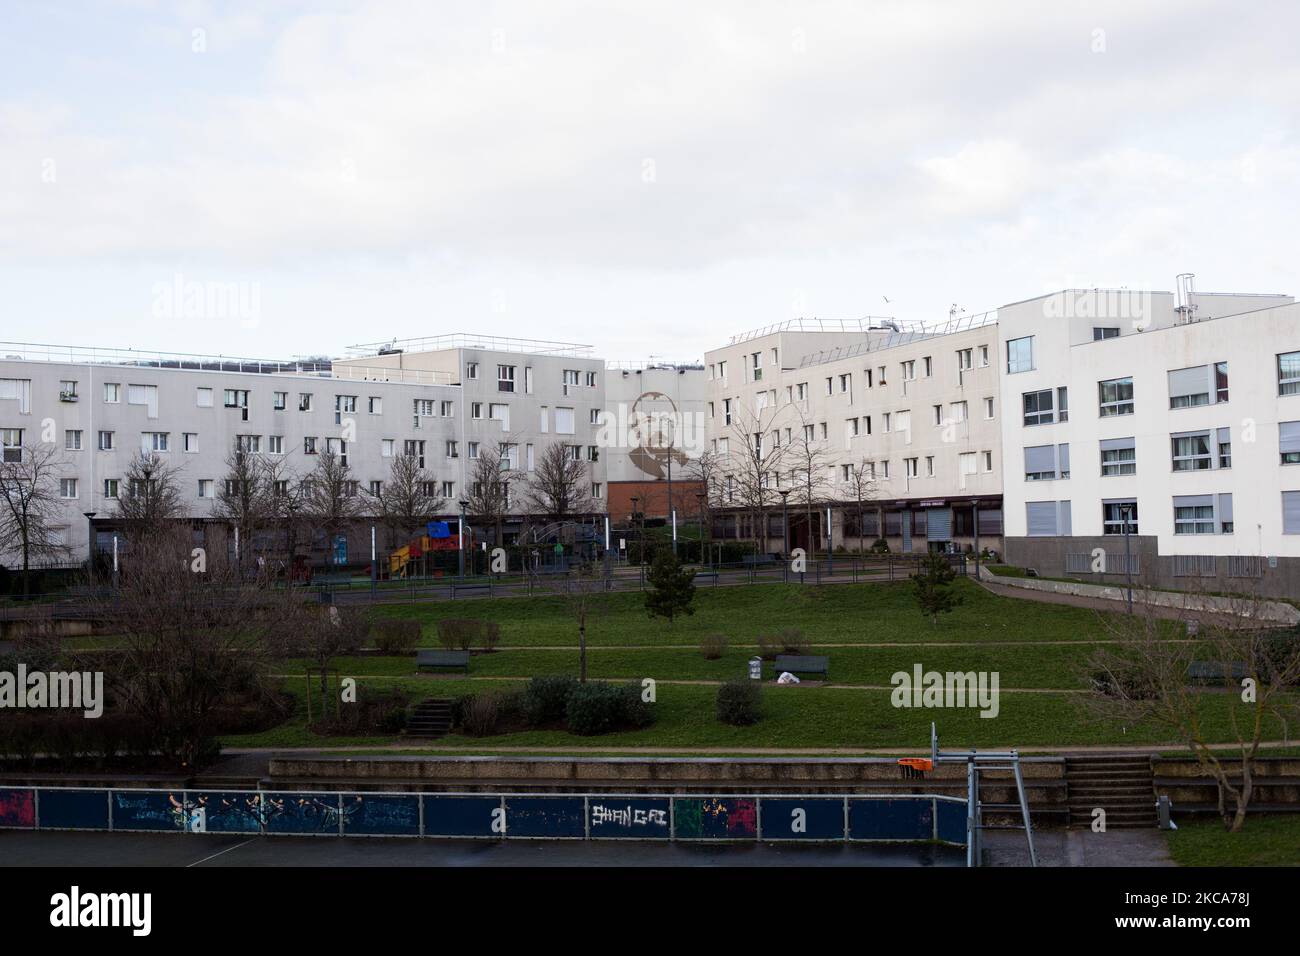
[370,452,445,548]
[301,450,361,562]
[525,441,591,518]
[464,443,514,545]
[559,561,609,683]
[719,402,789,553]
[1085,586,1300,831]
[212,440,278,568]
[75,526,302,767]
[0,442,71,597]
[114,451,185,547]
[788,406,833,551]
[841,457,880,551]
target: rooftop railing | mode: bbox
[347,333,595,358]
[0,342,329,375]
[727,316,915,344]
[794,310,998,368]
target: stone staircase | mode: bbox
[405,698,453,739]
[1065,754,1157,828]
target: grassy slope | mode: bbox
[1166,816,1300,866]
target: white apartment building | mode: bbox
[997,281,1300,596]
[703,317,1003,554]
[0,335,616,568]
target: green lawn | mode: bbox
[372,579,1115,647]
[1166,815,1300,866]
[209,580,1295,754]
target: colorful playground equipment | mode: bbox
[388,529,463,578]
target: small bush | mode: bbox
[717,680,762,726]
[756,634,781,661]
[525,675,578,726]
[481,620,502,652]
[462,694,501,736]
[778,627,809,655]
[700,633,727,660]
[372,618,421,654]
[437,619,480,651]
[565,682,626,736]
[870,538,890,554]
[619,682,656,729]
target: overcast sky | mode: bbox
[2,0,1297,363]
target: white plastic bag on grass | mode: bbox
[777,672,800,684]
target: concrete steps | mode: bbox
[405,698,453,739]
[1065,754,1156,828]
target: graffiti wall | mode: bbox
[0,787,966,845]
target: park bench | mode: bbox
[416,650,472,672]
[1187,661,1247,683]
[450,581,493,598]
[774,654,830,679]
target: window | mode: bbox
[1280,421,1300,465]
[933,404,943,426]
[414,399,435,417]
[198,479,214,499]
[1098,377,1134,417]
[142,432,169,452]
[441,481,455,498]
[404,440,425,466]
[1024,444,1069,481]
[298,393,313,412]
[1168,365,1222,408]
[274,391,287,410]
[901,360,916,381]
[847,417,859,438]
[984,397,994,419]
[60,478,77,499]
[1171,431,1213,471]
[268,435,283,455]
[1023,389,1055,426]
[1279,351,1300,396]
[983,451,993,472]
[923,356,932,377]
[957,348,972,371]
[445,440,459,459]
[951,400,967,422]
[882,412,891,432]
[563,369,580,386]
[1100,438,1136,476]
[183,432,198,453]
[824,377,833,396]
[468,441,480,460]
[959,452,977,480]
[103,382,120,403]
[197,387,213,407]
[65,430,83,451]
[587,445,599,462]
[585,371,598,388]
[497,364,516,392]
[369,480,383,497]
[368,396,382,415]
[1102,500,1138,535]
[925,456,934,477]
[236,434,260,454]
[59,379,78,401]
[225,388,248,409]
[97,430,114,451]
[102,479,119,499]
[466,362,479,380]
[880,460,890,479]
[839,373,851,394]
[489,403,509,430]
[303,436,318,455]
[1284,491,1300,534]
[979,345,990,367]
[470,402,483,419]
[1215,362,1229,403]
[591,482,603,498]
[1026,500,1071,536]
[1006,337,1033,373]
[795,382,808,401]
[905,457,918,478]
[555,407,576,434]
[334,394,357,423]
[440,400,454,417]
[589,408,601,425]
[1174,496,1217,535]
[1093,327,1119,340]
[382,439,394,458]
[1217,427,1232,468]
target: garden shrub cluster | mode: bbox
[453,677,654,737]
[435,618,502,651]
[371,618,421,654]
[716,680,763,726]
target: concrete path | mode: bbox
[984,828,1173,867]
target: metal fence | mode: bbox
[0,786,967,846]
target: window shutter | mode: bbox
[1026,501,1057,536]
[1279,421,1300,454]
[1168,365,1210,401]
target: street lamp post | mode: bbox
[778,489,791,582]
[1120,502,1135,614]
[458,499,469,578]
[83,512,96,577]
[630,496,642,588]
